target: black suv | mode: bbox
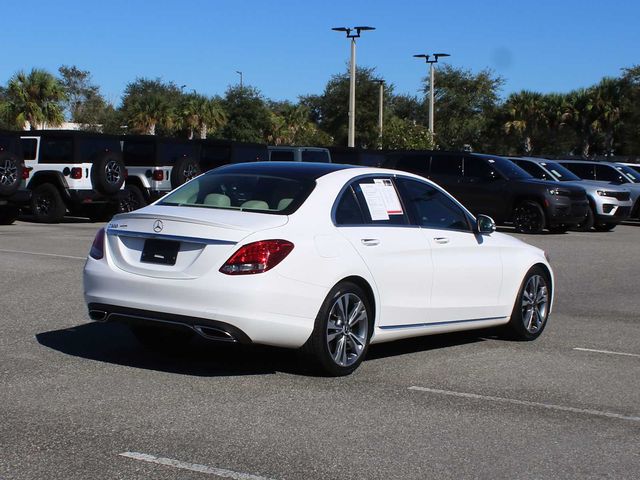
[0,131,30,224]
[21,130,126,223]
[383,151,589,233]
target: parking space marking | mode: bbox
[0,248,86,260]
[408,386,640,422]
[119,452,277,480]
[573,347,640,358]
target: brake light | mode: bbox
[220,240,294,275]
[22,166,31,180]
[152,170,164,181]
[89,228,106,260]
[71,167,83,179]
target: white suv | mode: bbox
[121,136,201,207]
[21,131,126,223]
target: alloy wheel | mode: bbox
[326,293,368,367]
[521,275,549,334]
[105,160,122,184]
[0,159,18,186]
[183,164,198,181]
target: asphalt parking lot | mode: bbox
[1,220,639,480]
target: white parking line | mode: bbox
[408,386,640,422]
[573,347,640,358]
[0,248,86,260]
[119,452,277,480]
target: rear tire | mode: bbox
[513,201,545,234]
[91,153,126,195]
[574,207,594,232]
[130,325,194,353]
[0,205,19,225]
[170,157,200,189]
[31,183,66,223]
[594,222,616,232]
[301,281,372,376]
[0,152,23,197]
[118,184,147,213]
[503,266,551,341]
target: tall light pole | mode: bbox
[236,70,243,89]
[374,79,385,146]
[332,26,375,147]
[414,53,450,135]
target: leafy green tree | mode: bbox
[121,78,181,135]
[564,88,599,158]
[219,85,272,143]
[422,65,503,151]
[619,65,640,154]
[592,77,625,154]
[301,67,393,148]
[381,116,435,150]
[5,68,66,129]
[266,101,332,145]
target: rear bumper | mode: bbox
[68,189,127,205]
[0,189,31,206]
[83,255,325,349]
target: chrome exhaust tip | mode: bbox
[193,325,237,342]
[89,310,108,322]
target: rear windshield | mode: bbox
[158,173,315,215]
[540,161,581,181]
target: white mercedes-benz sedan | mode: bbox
[84,162,553,376]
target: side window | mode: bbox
[335,187,365,225]
[595,165,624,183]
[463,156,499,181]
[40,138,73,164]
[21,139,38,161]
[352,177,408,226]
[430,155,463,177]
[395,155,429,177]
[514,160,547,180]
[270,150,295,161]
[396,178,472,232]
[563,163,595,180]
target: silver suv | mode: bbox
[511,157,632,231]
[558,160,640,221]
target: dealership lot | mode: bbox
[1,221,639,479]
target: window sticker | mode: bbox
[374,179,404,215]
[360,183,389,220]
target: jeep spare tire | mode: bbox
[170,156,200,189]
[91,153,125,195]
[0,152,23,197]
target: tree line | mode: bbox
[0,63,638,157]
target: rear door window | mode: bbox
[563,163,595,180]
[350,177,408,226]
[463,156,500,181]
[334,186,366,225]
[430,154,463,177]
[40,138,74,164]
[395,155,429,177]
[513,160,548,180]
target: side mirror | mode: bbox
[476,214,496,234]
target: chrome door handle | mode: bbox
[433,237,450,244]
[361,238,380,246]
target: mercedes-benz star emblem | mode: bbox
[152,220,164,233]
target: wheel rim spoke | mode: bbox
[522,275,548,333]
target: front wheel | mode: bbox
[574,207,594,232]
[503,266,551,341]
[513,201,545,234]
[594,222,616,232]
[301,282,372,376]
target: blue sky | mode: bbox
[2,0,638,105]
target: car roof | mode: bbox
[209,161,360,180]
[19,129,121,140]
[121,134,195,145]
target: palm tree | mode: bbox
[127,94,173,135]
[565,88,599,158]
[504,90,547,154]
[198,98,226,139]
[5,68,66,129]
[592,77,624,154]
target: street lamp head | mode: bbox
[413,54,429,59]
[434,53,451,60]
[332,27,349,32]
[354,26,375,31]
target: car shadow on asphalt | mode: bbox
[36,322,492,377]
[35,322,303,377]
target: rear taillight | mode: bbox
[152,170,164,181]
[89,228,106,260]
[220,240,294,275]
[71,167,83,179]
[22,165,31,180]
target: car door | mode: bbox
[396,177,504,323]
[460,155,508,219]
[334,175,433,327]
